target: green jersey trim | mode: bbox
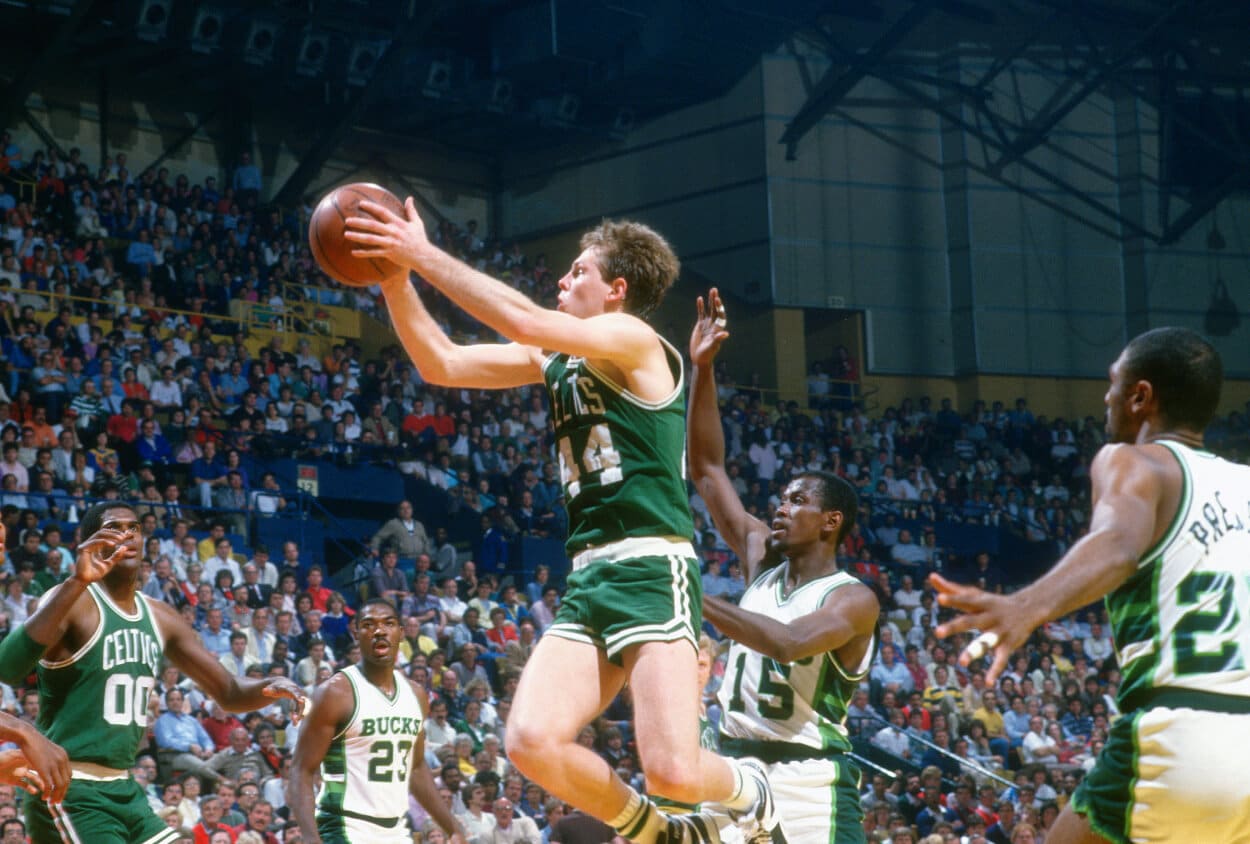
[39,585,107,670]
[1133,441,1192,569]
[331,668,362,742]
[577,336,685,411]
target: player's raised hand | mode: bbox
[690,287,729,367]
[344,196,430,270]
[929,572,1030,686]
[261,676,309,725]
[73,527,137,584]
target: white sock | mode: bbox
[720,761,760,813]
[609,788,667,844]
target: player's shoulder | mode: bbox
[824,575,880,613]
[1091,440,1184,481]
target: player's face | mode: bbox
[357,605,402,665]
[769,477,831,552]
[1104,353,1141,444]
[101,507,145,569]
[556,248,615,319]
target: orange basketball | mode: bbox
[308,182,406,286]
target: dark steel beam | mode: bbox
[274,2,448,206]
[1159,169,1250,245]
[883,75,1157,242]
[828,105,1129,243]
[993,0,1188,171]
[18,106,69,161]
[0,0,97,128]
[780,0,939,160]
[140,107,221,180]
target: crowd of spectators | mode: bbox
[2,130,1250,844]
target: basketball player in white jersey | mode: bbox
[687,289,880,842]
[290,598,466,844]
[933,326,1250,843]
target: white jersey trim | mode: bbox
[39,585,107,669]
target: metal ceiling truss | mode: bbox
[784,0,1250,245]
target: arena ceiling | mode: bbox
[2,0,1249,236]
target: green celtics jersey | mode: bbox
[37,585,164,769]
[318,665,424,825]
[1108,440,1250,710]
[718,566,874,753]
[541,337,694,554]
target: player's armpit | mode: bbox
[512,311,659,371]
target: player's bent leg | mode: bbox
[626,639,732,805]
[507,632,630,820]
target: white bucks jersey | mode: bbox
[718,565,873,752]
[318,665,424,824]
[1110,441,1250,709]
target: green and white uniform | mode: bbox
[27,585,175,844]
[317,665,424,843]
[717,565,873,844]
[1072,441,1250,843]
[542,340,700,660]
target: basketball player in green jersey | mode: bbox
[290,598,465,844]
[345,203,774,842]
[687,288,879,843]
[0,502,306,844]
[933,327,1250,843]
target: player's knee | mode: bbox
[644,760,701,804]
[503,719,547,775]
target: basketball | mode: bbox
[308,182,406,286]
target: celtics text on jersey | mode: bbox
[541,337,693,554]
[37,585,164,770]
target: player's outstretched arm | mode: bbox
[352,199,659,367]
[687,289,772,578]
[379,273,544,390]
[151,601,307,718]
[408,685,467,844]
[290,673,354,844]
[0,526,133,685]
[703,582,879,664]
[933,443,1165,683]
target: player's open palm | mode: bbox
[74,528,134,583]
[929,572,1030,685]
[344,196,429,269]
[690,287,729,367]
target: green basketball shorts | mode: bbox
[549,537,701,662]
[27,776,179,844]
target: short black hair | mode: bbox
[358,597,399,619]
[80,501,136,539]
[1122,327,1222,430]
[796,470,858,542]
